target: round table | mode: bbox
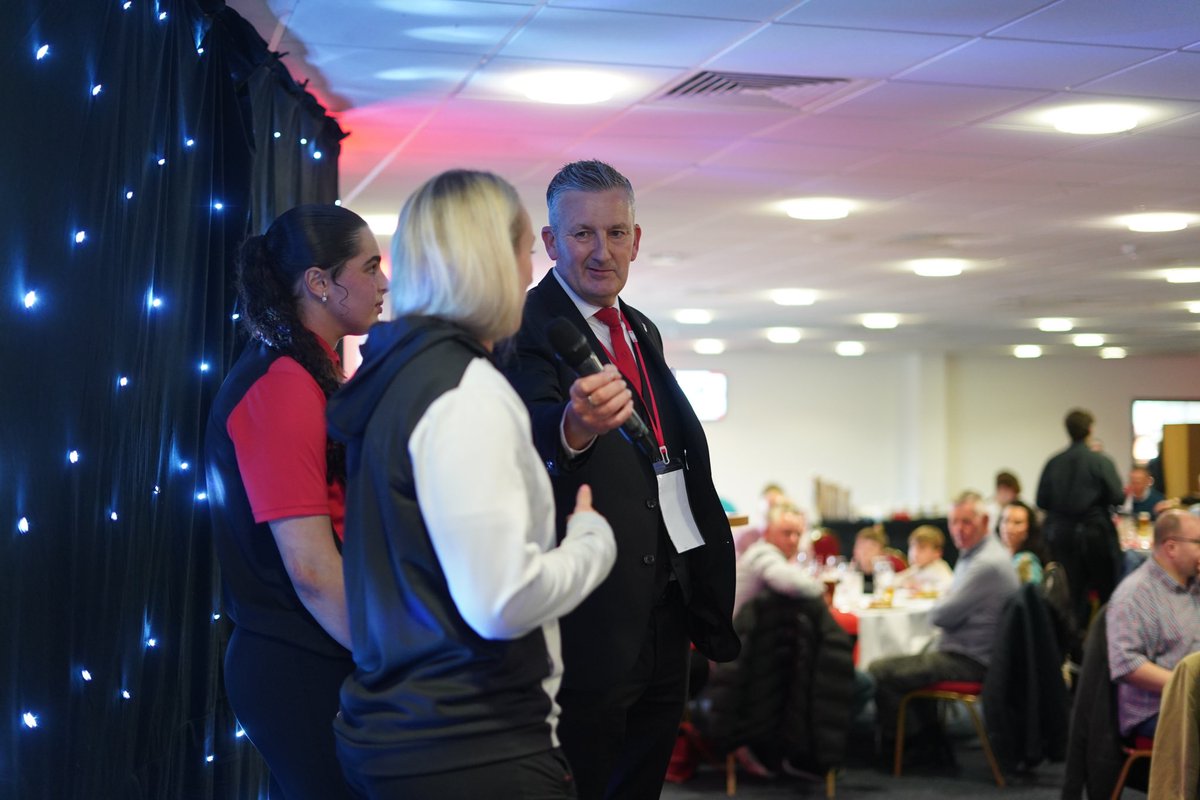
[841,596,938,670]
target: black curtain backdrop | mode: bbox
[2,1,344,797]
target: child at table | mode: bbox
[895,525,954,596]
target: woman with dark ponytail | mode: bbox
[205,204,388,799]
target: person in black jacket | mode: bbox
[327,170,617,799]
[502,160,740,800]
[1035,408,1124,630]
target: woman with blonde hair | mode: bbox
[327,170,616,798]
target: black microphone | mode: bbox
[546,317,661,464]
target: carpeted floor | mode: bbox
[662,713,1072,799]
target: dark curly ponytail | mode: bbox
[236,204,370,487]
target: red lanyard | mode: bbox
[599,311,669,464]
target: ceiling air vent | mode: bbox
[659,70,852,109]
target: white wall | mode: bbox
[670,349,1200,519]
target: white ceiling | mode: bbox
[228,0,1200,359]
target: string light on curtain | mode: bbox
[8,1,344,793]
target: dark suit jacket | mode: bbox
[502,271,739,691]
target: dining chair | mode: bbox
[893,680,1006,787]
[1110,737,1153,800]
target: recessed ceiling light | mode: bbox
[1044,104,1143,135]
[770,288,817,306]
[1121,212,1195,233]
[512,70,624,105]
[1187,301,1200,313]
[909,258,966,277]
[861,313,898,330]
[1037,318,1073,332]
[835,341,865,357]
[362,214,397,236]
[1164,268,1200,284]
[1073,333,1105,347]
[766,327,802,344]
[780,197,855,221]
[674,309,712,325]
[1013,345,1042,359]
[1100,347,1127,359]
[694,338,725,355]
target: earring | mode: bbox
[321,291,328,303]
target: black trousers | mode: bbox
[557,582,690,800]
[1047,519,1120,630]
[224,626,354,800]
[869,650,987,738]
[344,748,577,800]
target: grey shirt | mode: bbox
[931,534,1020,666]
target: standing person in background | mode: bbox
[1036,408,1124,630]
[327,170,617,799]
[502,159,739,800]
[205,204,388,799]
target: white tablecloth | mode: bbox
[851,597,937,670]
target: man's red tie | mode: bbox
[593,306,643,395]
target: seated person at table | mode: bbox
[852,525,888,594]
[734,502,822,617]
[1106,510,1200,739]
[733,482,789,557]
[1122,466,1167,521]
[895,525,953,595]
[1000,500,1051,585]
[869,492,1019,746]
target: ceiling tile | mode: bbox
[499,7,759,67]
[547,0,799,21]
[288,0,532,52]
[709,24,970,78]
[899,39,1165,91]
[826,82,1048,122]
[1078,52,1200,102]
[993,0,1200,49]
[778,0,1059,36]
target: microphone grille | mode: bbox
[546,317,590,363]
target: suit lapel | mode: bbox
[536,271,612,370]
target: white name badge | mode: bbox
[656,467,706,553]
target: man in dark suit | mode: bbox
[502,160,739,799]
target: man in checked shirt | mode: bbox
[1106,510,1200,739]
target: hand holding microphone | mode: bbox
[547,317,662,463]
